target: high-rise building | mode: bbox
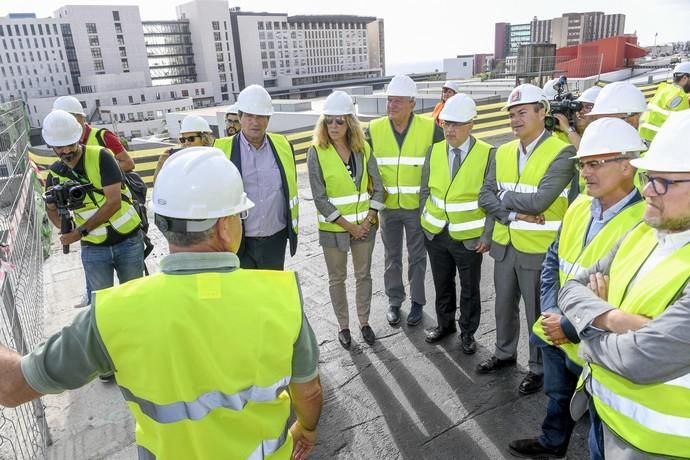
[142,20,197,87]
[494,22,531,60]
[531,12,625,48]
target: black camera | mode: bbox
[545,76,583,131]
[43,180,91,210]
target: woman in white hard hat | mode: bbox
[431,81,460,126]
[307,91,385,349]
[153,115,214,181]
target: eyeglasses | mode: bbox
[239,209,249,220]
[442,121,471,129]
[575,157,627,171]
[179,135,201,143]
[639,172,690,196]
[325,117,346,126]
[225,118,240,125]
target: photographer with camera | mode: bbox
[42,111,145,379]
[543,78,600,149]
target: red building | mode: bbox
[555,35,647,77]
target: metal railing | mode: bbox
[0,100,49,459]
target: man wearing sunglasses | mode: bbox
[559,111,690,459]
[214,85,298,270]
[509,118,646,459]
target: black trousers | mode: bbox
[239,227,289,270]
[424,228,483,335]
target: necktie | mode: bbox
[451,148,462,178]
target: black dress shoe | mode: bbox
[424,326,457,343]
[338,329,351,349]
[361,325,376,345]
[460,334,477,355]
[476,355,517,374]
[386,305,401,325]
[519,372,544,395]
[508,438,566,459]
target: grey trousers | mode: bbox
[379,208,427,307]
[493,244,543,374]
[322,239,375,329]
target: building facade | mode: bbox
[532,12,626,48]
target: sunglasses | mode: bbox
[325,117,346,126]
[179,135,201,143]
[575,157,627,171]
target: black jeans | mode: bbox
[424,228,483,335]
[239,227,289,270]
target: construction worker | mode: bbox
[307,91,385,349]
[153,115,214,181]
[477,84,575,395]
[214,85,298,270]
[0,147,322,459]
[509,118,646,459]
[42,110,144,381]
[367,74,443,327]
[586,81,647,129]
[431,81,460,126]
[639,61,690,142]
[226,103,241,137]
[53,95,135,172]
[420,94,494,353]
[559,111,690,459]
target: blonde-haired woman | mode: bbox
[307,91,385,349]
[153,115,214,181]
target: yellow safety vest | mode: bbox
[215,133,299,234]
[94,268,303,459]
[639,82,690,142]
[369,115,435,210]
[587,224,690,457]
[531,194,644,364]
[492,136,569,254]
[313,144,371,232]
[420,139,492,240]
[49,146,141,244]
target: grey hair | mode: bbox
[160,227,215,247]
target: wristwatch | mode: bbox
[567,126,576,134]
[78,226,90,237]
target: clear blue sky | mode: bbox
[2,0,688,69]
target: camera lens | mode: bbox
[69,188,85,201]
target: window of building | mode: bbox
[89,36,100,46]
[213,31,221,41]
[112,11,120,21]
[121,58,129,70]
[30,24,35,35]
[169,91,175,98]
[95,59,104,72]
[141,94,145,102]
[201,88,205,95]
[22,24,28,35]
[128,95,134,103]
[181,89,189,97]
[119,47,127,57]
[112,97,118,105]
[91,48,102,58]
[215,42,223,52]
[86,23,97,34]
[53,24,57,34]
[216,53,223,62]
[117,34,125,46]
[115,23,122,34]
[212,21,220,30]
[217,63,225,73]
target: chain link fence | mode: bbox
[490,54,605,87]
[0,100,50,459]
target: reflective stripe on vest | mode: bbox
[313,144,371,232]
[587,224,690,457]
[639,83,690,142]
[369,115,435,210]
[531,194,644,365]
[420,139,492,240]
[94,269,302,459]
[49,146,141,244]
[492,136,569,254]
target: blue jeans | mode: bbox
[538,344,581,450]
[588,398,605,460]
[81,232,145,301]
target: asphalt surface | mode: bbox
[39,130,590,459]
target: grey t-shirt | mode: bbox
[21,252,320,394]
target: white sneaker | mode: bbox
[73,294,89,309]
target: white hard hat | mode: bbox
[573,118,646,159]
[227,103,239,115]
[542,79,560,101]
[323,91,355,116]
[588,82,647,116]
[42,110,83,146]
[439,93,477,123]
[576,86,602,104]
[52,96,85,116]
[504,84,547,110]
[152,147,254,227]
[180,115,212,134]
[236,84,273,116]
[673,61,690,76]
[442,81,460,93]
[386,74,417,98]
[631,111,690,172]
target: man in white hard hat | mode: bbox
[509,118,646,459]
[225,103,241,137]
[41,110,145,382]
[0,147,323,459]
[431,81,461,126]
[586,82,647,129]
[367,74,444,327]
[478,84,576,395]
[52,95,135,172]
[559,110,690,458]
[420,94,495,353]
[214,85,298,270]
[639,61,690,142]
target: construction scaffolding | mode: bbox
[0,100,50,459]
